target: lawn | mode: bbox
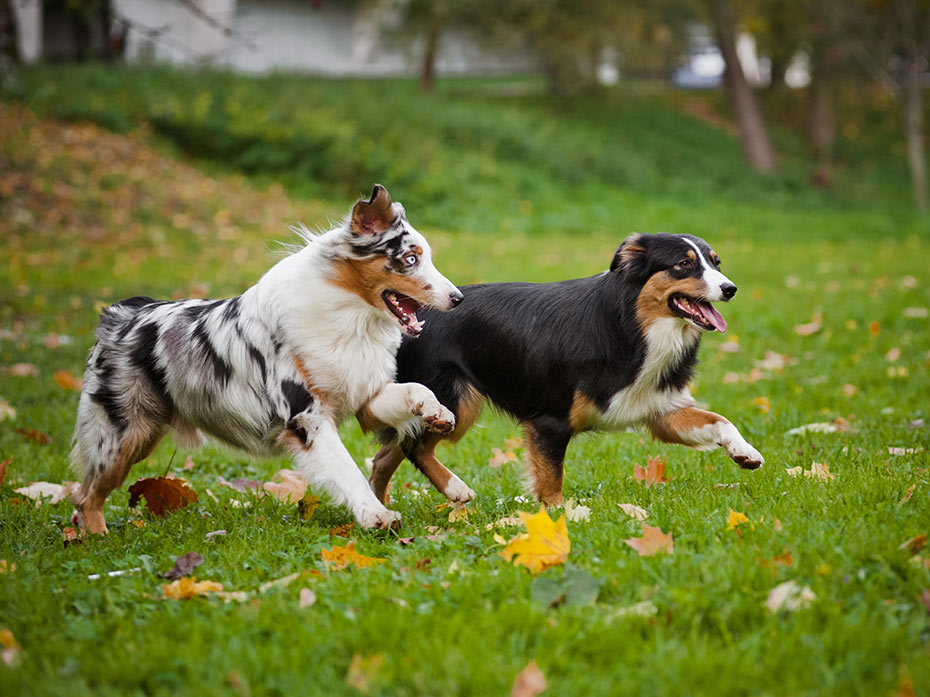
[1,68,929,697]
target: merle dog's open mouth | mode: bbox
[669,293,727,332]
[383,290,424,335]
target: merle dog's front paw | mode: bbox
[417,403,456,435]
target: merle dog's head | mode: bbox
[329,185,462,336]
[610,232,737,333]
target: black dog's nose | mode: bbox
[721,283,737,300]
[450,290,464,307]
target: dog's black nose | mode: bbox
[450,290,464,307]
[721,283,737,300]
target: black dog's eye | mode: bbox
[678,259,693,268]
[713,256,722,267]
[404,254,418,267]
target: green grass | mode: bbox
[1,67,930,697]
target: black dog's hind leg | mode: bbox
[522,416,574,505]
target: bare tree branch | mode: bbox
[173,0,258,51]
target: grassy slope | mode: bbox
[1,69,929,696]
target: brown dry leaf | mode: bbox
[158,552,204,580]
[633,456,668,487]
[345,652,384,694]
[15,428,51,445]
[563,499,591,522]
[53,369,82,391]
[898,484,916,507]
[263,469,307,503]
[898,535,927,555]
[257,569,322,593]
[499,508,571,574]
[0,457,10,488]
[162,576,223,600]
[511,660,547,697]
[617,503,648,521]
[298,587,317,609]
[128,476,198,517]
[61,526,84,547]
[0,627,20,667]
[448,502,470,523]
[764,580,815,612]
[329,522,355,538]
[624,524,674,556]
[489,447,518,468]
[6,363,38,377]
[794,312,823,336]
[321,541,386,571]
[0,560,15,574]
[772,550,794,566]
[15,481,78,505]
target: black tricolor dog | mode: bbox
[369,232,764,505]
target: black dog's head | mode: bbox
[611,233,736,332]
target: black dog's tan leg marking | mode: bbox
[369,443,405,503]
[648,407,764,469]
[73,422,167,535]
[523,417,573,505]
[403,435,475,504]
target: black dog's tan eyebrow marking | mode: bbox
[686,250,697,261]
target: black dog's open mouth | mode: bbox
[383,290,424,335]
[669,293,727,332]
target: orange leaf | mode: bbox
[53,369,82,391]
[329,522,355,538]
[633,456,668,486]
[511,660,547,697]
[128,476,198,517]
[489,447,518,468]
[162,576,223,600]
[321,541,385,570]
[15,428,51,445]
[499,508,571,573]
[623,524,674,556]
[0,457,10,488]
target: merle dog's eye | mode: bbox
[404,254,418,266]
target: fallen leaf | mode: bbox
[0,457,10,488]
[61,527,84,547]
[486,515,524,530]
[6,363,38,377]
[754,351,796,371]
[53,369,82,391]
[0,560,14,574]
[772,550,794,566]
[510,660,547,697]
[889,447,919,456]
[299,587,316,608]
[898,484,916,507]
[128,476,198,517]
[617,503,648,521]
[505,436,523,449]
[843,384,857,397]
[14,481,78,505]
[751,396,771,414]
[162,576,223,600]
[604,600,659,620]
[263,469,307,503]
[448,502,470,523]
[205,529,227,541]
[0,400,16,422]
[0,627,20,666]
[490,447,519,468]
[329,522,355,538]
[869,321,881,336]
[785,422,842,435]
[633,456,668,486]
[345,652,384,694]
[898,535,927,555]
[182,455,195,471]
[321,541,386,571]
[623,524,674,556]
[808,462,835,481]
[217,476,263,494]
[15,428,51,445]
[904,307,929,318]
[764,580,815,612]
[563,500,591,522]
[726,508,750,531]
[530,564,603,609]
[886,347,902,362]
[794,312,822,336]
[159,551,204,580]
[500,508,571,573]
[298,493,321,520]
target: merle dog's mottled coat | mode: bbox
[71,185,463,534]
[369,233,763,505]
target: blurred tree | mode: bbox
[385,0,461,92]
[851,0,930,210]
[0,0,18,73]
[703,0,779,171]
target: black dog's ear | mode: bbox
[351,184,395,235]
[610,233,649,276]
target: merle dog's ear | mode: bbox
[610,234,649,276]
[351,184,395,235]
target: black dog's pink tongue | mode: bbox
[698,301,727,332]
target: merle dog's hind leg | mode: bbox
[522,416,573,505]
[71,398,167,534]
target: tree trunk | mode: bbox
[0,0,19,66]
[808,51,836,188]
[420,23,439,92]
[904,57,929,211]
[710,0,778,172]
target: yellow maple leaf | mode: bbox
[321,541,386,571]
[623,524,674,556]
[162,576,223,600]
[726,508,750,530]
[499,507,570,573]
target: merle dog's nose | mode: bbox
[721,283,737,300]
[450,290,464,307]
